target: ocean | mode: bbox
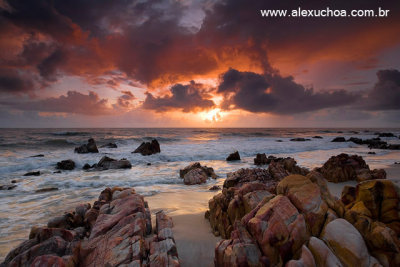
[1,128,400,260]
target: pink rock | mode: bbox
[31,255,66,267]
[183,168,208,185]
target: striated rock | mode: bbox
[24,171,41,176]
[331,137,346,142]
[226,151,240,161]
[132,139,160,156]
[277,175,328,236]
[95,156,132,170]
[321,218,379,267]
[247,195,309,266]
[2,187,180,267]
[74,138,99,153]
[318,153,386,183]
[224,168,273,189]
[100,142,117,148]
[56,159,75,170]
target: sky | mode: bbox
[0,0,400,128]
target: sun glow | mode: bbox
[199,108,225,123]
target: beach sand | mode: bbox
[146,190,221,267]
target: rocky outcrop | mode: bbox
[1,187,180,267]
[23,171,40,176]
[253,153,284,165]
[377,132,395,137]
[348,136,400,150]
[212,154,399,267]
[0,184,17,190]
[179,162,217,185]
[56,159,75,170]
[133,139,161,156]
[226,151,240,161]
[318,153,386,183]
[207,158,308,239]
[74,138,99,153]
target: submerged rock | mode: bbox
[100,142,118,148]
[74,138,99,153]
[23,171,41,176]
[0,184,17,190]
[96,156,132,170]
[290,138,311,141]
[35,187,59,193]
[331,137,346,142]
[56,159,75,170]
[30,154,44,158]
[226,151,240,161]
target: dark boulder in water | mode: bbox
[0,184,17,190]
[313,136,323,139]
[30,154,44,158]
[290,138,311,141]
[24,171,40,176]
[74,138,99,153]
[132,139,160,156]
[226,151,241,161]
[56,159,75,170]
[82,163,91,170]
[209,185,221,191]
[348,137,363,144]
[100,142,117,148]
[331,137,346,142]
[377,132,395,137]
[95,156,132,170]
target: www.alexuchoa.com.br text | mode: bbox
[260,7,390,18]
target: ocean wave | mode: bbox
[42,139,76,147]
[132,136,181,143]
[221,132,271,138]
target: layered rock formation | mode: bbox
[206,157,309,239]
[1,187,180,267]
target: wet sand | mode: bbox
[146,189,221,267]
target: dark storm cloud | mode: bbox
[0,68,33,93]
[363,69,400,110]
[0,91,113,115]
[116,90,136,108]
[37,48,66,81]
[218,69,359,114]
[142,81,215,112]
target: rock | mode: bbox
[179,162,217,179]
[132,139,160,156]
[0,184,17,190]
[53,170,62,174]
[368,151,376,154]
[308,237,342,267]
[313,136,323,139]
[321,218,379,267]
[341,185,356,205]
[254,153,268,165]
[95,156,132,170]
[35,187,59,193]
[74,138,99,153]
[56,159,75,170]
[82,163,91,170]
[224,168,273,189]
[156,211,173,234]
[100,142,118,148]
[11,180,17,183]
[276,139,283,142]
[277,175,328,236]
[286,245,316,267]
[24,171,41,176]
[215,222,263,266]
[331,137,346,142]
[183,168,208,185]
[31,255,66,266]
[226,151,240,161]
[348,137,364,144]
[209,185,221,191]
[318,153,386,183]
[290,138,311,141]
[30,154,45,157]
[247,195,309,266]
